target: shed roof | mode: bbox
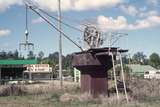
[127,64,157,76]
[0,59,37,65]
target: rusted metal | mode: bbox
[72,47,128,97]
[80,70,108,96]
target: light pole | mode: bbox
[58,0,63,88]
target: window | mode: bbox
[156,72,160,74]
[145,71,149,74]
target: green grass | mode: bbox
[0,94,160,107]
[0,79,160,107]
[0,94,96,107]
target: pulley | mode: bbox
[19,5,34,50]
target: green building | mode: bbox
[0,59,37,81]
[127,64,157,77]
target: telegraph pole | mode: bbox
[58,0,63,88]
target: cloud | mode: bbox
[119,5,158,17]
[97,15,160,31]
[0,0,22,12]
[147,0,158,6]
[32,17,44,24]
[130,16,160,30]
[120,5,138,16]
[97,15,127,31]
[0,29,11,37]
[139,10,158,17]
[33,0,124,11]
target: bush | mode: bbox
[0,85,27,96]
[129,78,160,101]
[59,93,76,103]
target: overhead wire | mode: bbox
[26,4,83,51]
[38,8,84,33]
[25,4,28,32]
[24,1,84,33]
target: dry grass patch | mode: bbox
[129,78,160,101]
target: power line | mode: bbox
[38,8,84,33]
[26,4,83,51]
[24,1,84,33]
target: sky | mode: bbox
[0,0,160,57]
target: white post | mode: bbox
[119,52,129,103]
[74,68,80,83]
[74,68,76,82]
[78,70,80,84]
[110,52,119,100]
[128,54,131,65]
[29,66,32,82]
[58,0,63,88]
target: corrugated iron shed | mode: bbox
[127,64,157,76]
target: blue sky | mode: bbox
[0,0,160,57]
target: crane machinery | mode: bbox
[19,5,34,51]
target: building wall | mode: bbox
[24,64,52,80]
[26,64,52,73]
[24,72,52,80]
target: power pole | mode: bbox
[58,0,63,88]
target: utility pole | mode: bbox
[58,0,63,88]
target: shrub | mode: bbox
[129,78,160,100]
[0,85,27,96]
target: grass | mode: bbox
[0,94,160,107]
[0,79,160,107]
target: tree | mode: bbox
[122,55,129,64]
[0,51,6,59]
[132,52,147,64]
[63,54,72,69]
[27,51,35,59]
[63,54,73,76]
[114,64,131,79]
[0,50,21,59]
[13,50,19,59]
[48,52,59,64]
[41,52,74,77]
[7,51,13,59]
[37,51,44,63]
[149,53,160,69]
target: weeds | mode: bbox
[0,79,160,107]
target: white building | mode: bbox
[25,64,52,72]
[144,70,160,79]
[74,68,80,83]
[24,64,52,80]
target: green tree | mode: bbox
[132,52,147,64]
[13,50,19,59]
[37,51,44,63]
[7,51,13,59]
[122,55,129,64]
[0,51,6,59]
[149,53,160,69]
[0,50,20,59]
[63,54,73,76]
[41,52,73,77]
[114,65,131,81]
[27,51,35,59]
